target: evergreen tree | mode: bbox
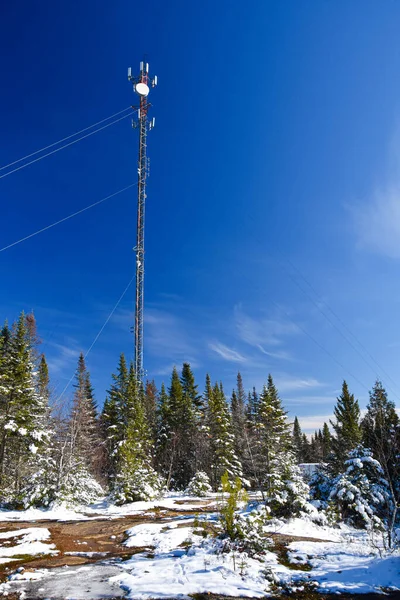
[362,380,399,476]
[144,379,158,443]
[155,365,198,489]
[292,417,303,462]
[329,381,361,475]
[231,373,247,466]
[329,445,389,530]
[101,354,129,479]
[246,387,259,423]
[113,364,160,503]
[206,380,243,489]
[156,382,174,486]
[256,374,292,493]
[70,353,102,476]
[322,422,331,461]
[181,363,209,475]
[0,314,51,503]
[301,433,312,463]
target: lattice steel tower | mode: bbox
[128,61,157,379]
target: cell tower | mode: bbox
[128,60,157,379]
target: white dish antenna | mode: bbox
[135,82,150,97]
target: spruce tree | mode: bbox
[292,416,303,462]
[181,362,208,475]
[155,382,174,486]
[322,422,331,461]
[246,387,259,423]
[0,314,51,502]
[101,354,129,479]
[70,353,102,476]
[362,380,399,484]
[329,445,389,530]
[144,379,158,443]
[256,374,292,492]
[113,364,160,503]
[206,380,243,489]
[231,373,247,466]
[301,433,311,462]
[329,381,361,475]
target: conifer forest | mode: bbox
[2,310,400,547]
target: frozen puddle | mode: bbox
[0,562,125,599]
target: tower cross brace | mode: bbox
[128,61,157,379]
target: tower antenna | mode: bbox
[128,60,157,379]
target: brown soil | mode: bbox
[0,514,162,578]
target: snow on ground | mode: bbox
[263,515,346,541]
[113,516,400,597]
[1,496,400,597]
[0,527,57,563]
[111,522,283,599]
[1,564,125,598]
[0,494,213,522]
[288,535,400,594]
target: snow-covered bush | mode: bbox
[329,445,389,530]
[56,467,104,506]
[265,459,310,519]
[309,466,333,506]
[185,471,212,497]
[112,466,164,505]
[18,457,58,508]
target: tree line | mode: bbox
[1,311,399,542]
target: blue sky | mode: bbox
[2,1,400,432]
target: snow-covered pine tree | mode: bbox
[113,364,161,503]
[101,353,129,480]
[19,353,57,508]
[362,380,399,478]
[231,372,247,467]
[256,375,291,489]
[0,313,50,502]
[70,354,103,476]
[329,445,389,530]
[292,416,303,463]
[255,375,309,515]
[54,354,104,505]
[361,380,400,546]
[266,454,310,518]
[185,471,212,497]
[179,363,199,478]
[155,366,197,490]
[206,380,243,490]
[329,381,362,475]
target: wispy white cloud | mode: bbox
[274,375,324,394]
[352,131,400,258]
[234,305,299,356]
[144,308,199,365]
[353,182,400,258]
[209,342,247,363]
[284,394,335,405]
[46,339,81,375]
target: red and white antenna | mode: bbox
[128,60,157,379]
